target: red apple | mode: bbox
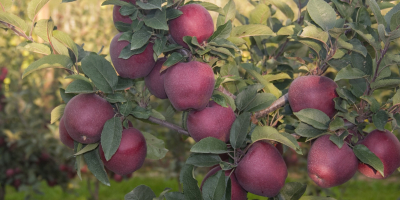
[113,174,123,182]
[113,0,136,32]
[59,117,74,149]
[168,4,214,49]
[187,101,235,142]
[0,67,7,82]
[201,166,247,200]
[6,169,14,177]
[99,128,147,175]
[288,75,338,118]
[357,130,400,179]
[307,135,358,188]
[235,141,287,197]
[144,58,168,99]
[110,32,156,79]
[63,93,115,144]
[164,61,215,111]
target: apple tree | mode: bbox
[2,0,400,199]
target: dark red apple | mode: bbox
[12,179,21,189]
[307,135,358,188]
[201,166,247,200]
[63,93,115,144]
[59,164,68,171]
[113,0,136,32]
[6,169,14,177]
[357,130,400,179]
[110,32,156,79]
[99,128,147,175]
[46,179,57,187]
[0,67,7,82]
[187,101,235,142]
[144,58,168,99]
[113,174,123,182]
[235,141,287,197]
[164,61,215,111]
[59,117,74,149]
[168,4,214,49]
[288,75,338,118]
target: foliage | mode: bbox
[2,0,400,199]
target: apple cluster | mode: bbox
[288,75,400,188]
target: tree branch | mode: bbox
[148,116,189,136]
[253,93,289,119]
[217,86,236,99]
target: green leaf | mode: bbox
[131,106,151,119]
[60,88,75,103]
[74,143,99,156]
[270,0,295,20]
[251,126,302,154]
[116,77,134,90]
[351,53,373,75]
[83,147,110,186]
[370,79,400,90]
[100,117,123,161]
[119,43,148,59]
[353,144,385,177]
[153,37,167,57]
[130,29,152,50]
[280,182,307,200]
[51,104,66,124]
[334,65,366,81]
[212,94,228,108]
[186,153,222,167]
[230,24,275,38]
[0,12,28,33]
[65,79,94,93]
[372,110,388,131]
[120,101,135,117]
[235,84,263,111]
[65,74,92,84]
[136,0,162,10]
[101,0,132,6]
[0,0,13,11]
[360,96,380,113]
[307,0,337,31]
[52,30,79,62]
[105,93,126,103]
[125,185,156,200]
[295,122,327,138]
[249,3,270,25]
[300,25,329,44]
[142,131,168,160]
[161,52,184,71]
[81,54,118,93]
[51,36,69,56]
[329,117,345,131]
[390,11,400,31]
[179,164,202,200]
[186,1,225,15]
[74,143,83,180]
[331,0,355,20]
[349,23,380,51]
[293,108,330,130]
[223,0,236,22]
[208,21,232,42]
[151,109,166,121]
[190,137,228,154]
[166,7,182,20]
[329,134,344,148]
[337,38,367,57]
[34,19,54,43]
[27,0,49,20]
[202,170,226,200]
[385,3,400,30]
[144,9,168,30]
[22,55,73,78]
[366,0,386,26]
[230,112,251,149]
[246,93,277,112]
[392,90,400,105]
[17,41,51,55]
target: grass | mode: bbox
[4,173,400,200]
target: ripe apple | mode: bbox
[59,117,75,149]
[113,0,136,32]
[99,128,147,175]
[6,169,14,177]
[113,174,123,182]
[144,58,168,99]
[110,32,156,79]
[12,179,21,189]
[168,4,214,49]
[201,166,247,200]
[235,141,287,197]
[46,179,58,187]
[187,101,235,142]
[164,61,215,111]
[63,93,115,144]
[0,67,7,82]
[288,75,338,118]
[357,130,400,179]
[307,135,358,188]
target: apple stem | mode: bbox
[148,116,189,136]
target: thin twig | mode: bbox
[217,86,236,100]
[148,116,189,136]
